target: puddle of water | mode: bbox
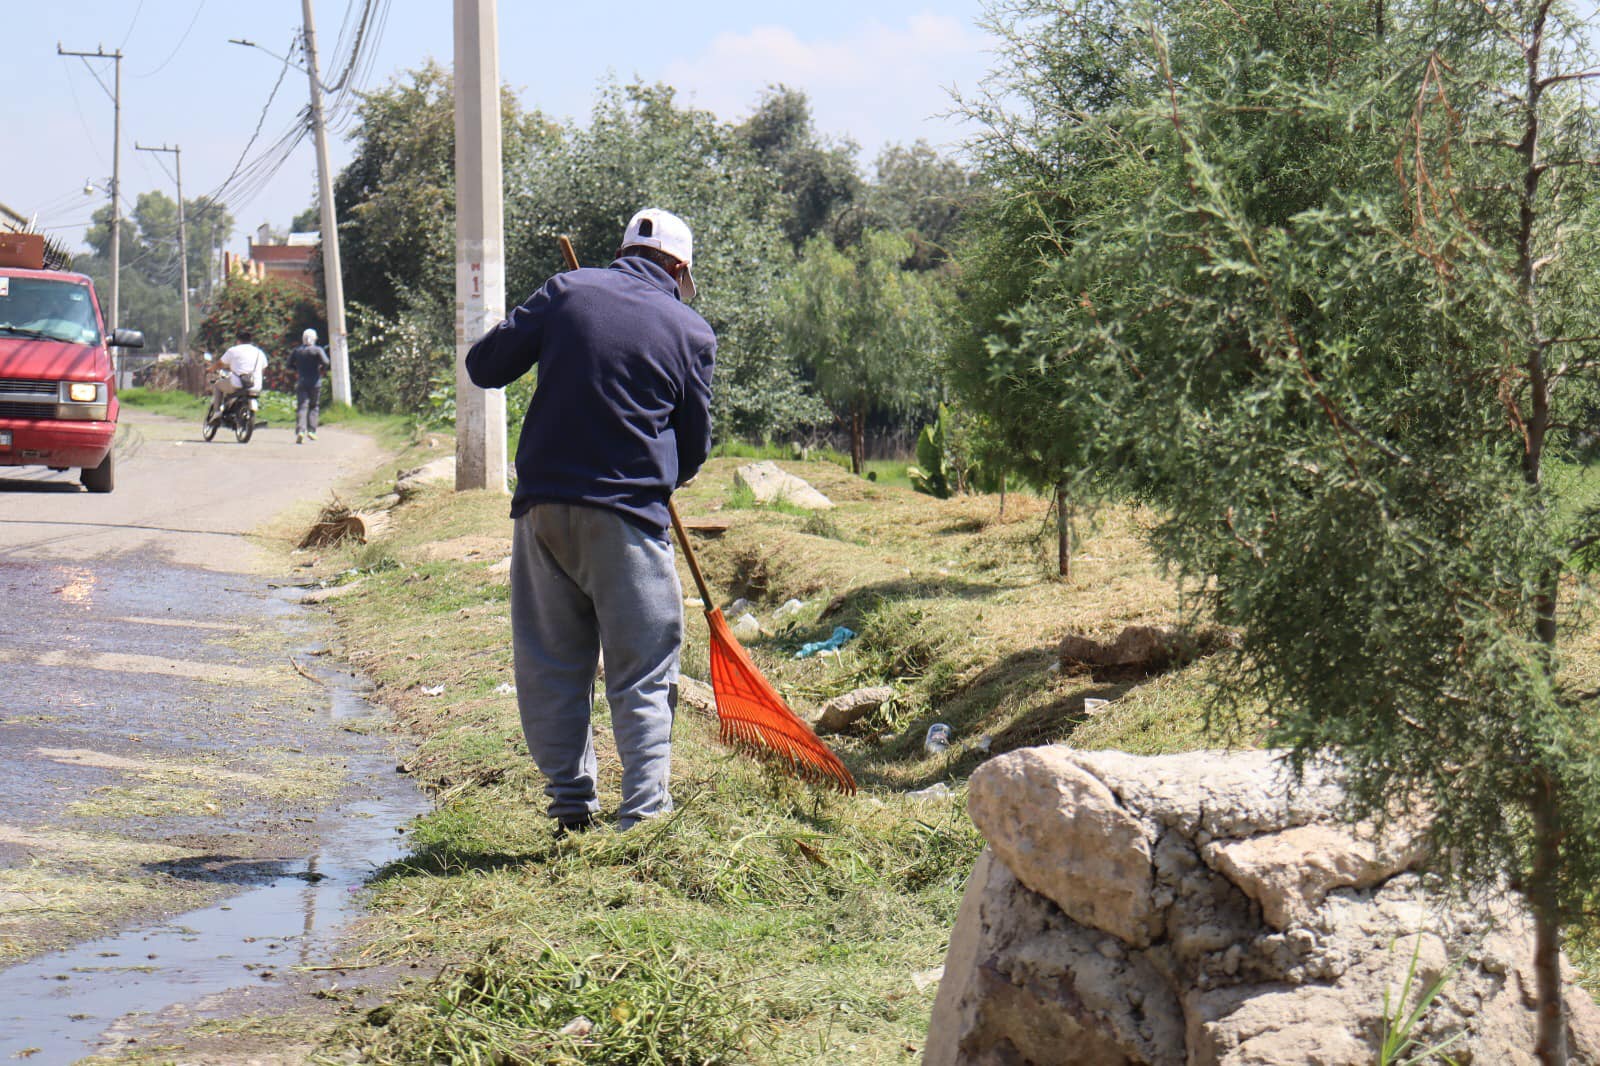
[0,750,422,1064]
[0,580,428,1064]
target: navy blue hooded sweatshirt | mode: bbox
[465,256,716,536]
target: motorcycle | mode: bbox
[202,357,259,444]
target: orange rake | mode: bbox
[557,235,856,794]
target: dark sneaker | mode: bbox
[554,816,597,840]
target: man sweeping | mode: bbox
[465,208,716,834]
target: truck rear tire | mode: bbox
[81,451,114,493]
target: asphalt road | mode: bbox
[0,407,425,1062]
[0,405,382,568]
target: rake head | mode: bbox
[702,607,857,794]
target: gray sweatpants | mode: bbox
[509,502,681,829]
[295,382,321,437]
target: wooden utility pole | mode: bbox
[299,0,352,405]
[58,44,122,333]
[452,0,508,492]
[135,142,189,354]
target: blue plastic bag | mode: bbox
[795,626,856,659]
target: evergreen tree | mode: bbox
[964,0,1600,1058]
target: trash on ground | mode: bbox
[1083,697,1110,715]
[924,722,952,756]
[726,597,751,616]
[773,597,807,621]
[419,684,445,697]
[975,734,993,753]
[684,596,704,608]
[731,612,762,642]
[906,782,952,800]
[558,1016,594,1037]
[494,682,516,696]
[911,966,945,992]
[796,626,856,659]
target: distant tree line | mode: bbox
[330,62,977,453]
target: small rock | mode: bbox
[815,685,896,734]
[726,597,751,616]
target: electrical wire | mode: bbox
[119,0,146,50]
[203,38,300,205]
[59,60,110,173]
[135,0,208,79]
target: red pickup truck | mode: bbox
[0,235,143,493]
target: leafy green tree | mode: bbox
[848,141,979,270]
[969,0,1600,1057]
[333,61,550,412]
[197,275,324,391]
[511,80,828,440]
[735,86,863,251]
[775,230,941,472]
[80,191,233,352]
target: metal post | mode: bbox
[453,0,508,492]
[135,143,189,354]
[300,0,352,405]
[57,44,122,334]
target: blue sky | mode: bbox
[7,1,997,255]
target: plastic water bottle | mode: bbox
[924,723,952,756]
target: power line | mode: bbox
[203,37,300,205]
[119,0,147,50]
[135,0,208,79]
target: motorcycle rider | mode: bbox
[207,327,268,425]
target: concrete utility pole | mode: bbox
[299,0,352,405]
[452,0,508,492]
[58,44,122,334]
[135,142,189,354]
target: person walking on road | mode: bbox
[465,208,716,834]
[290,328,331,444]
[207,328,267,424]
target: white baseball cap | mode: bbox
[620,208,696,302]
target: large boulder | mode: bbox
[927,747,1600,1065]
[734,461,833,510]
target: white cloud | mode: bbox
[662,12,992,160]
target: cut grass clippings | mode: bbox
[300,454,1247,1063]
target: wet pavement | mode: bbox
[0,409,425,1063]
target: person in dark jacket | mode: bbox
[289,328,331,444]
[465,208,715,833]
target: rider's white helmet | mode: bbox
[302,328,318,345]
